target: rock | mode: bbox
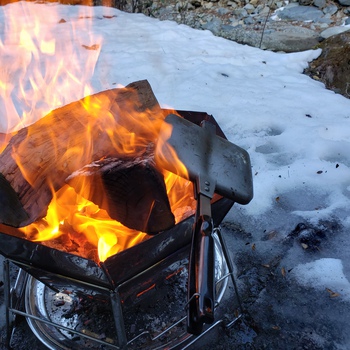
[299,0,313,5]
[233,7,248,18]
[203,18,222,33]
[314,0,326,8]
[137,0,347,53]
[260,25,321,52]
[244,3,255,13]
[277,5,325,22]
[258,5,270,16]
[305,31,350,98]
[323,4,338,15]
[318,15,332,24]
[318,22,330,28]
[203,2,214,8]
[338,0,350,5]
[244,15,255,24]
[217,7,230,14]
[320,25,350,38]
[220,23,321,52]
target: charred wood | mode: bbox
[0,80,165,228]
[66,153,175,234]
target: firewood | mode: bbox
[0,80,165,228]
[66,153,175,234]
[0,173,29,227]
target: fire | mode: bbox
[20,185,151,262]
[0,2,100,132]
[0,2,195,262]
[21,172,194,263]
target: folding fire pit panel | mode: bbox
[102,197,234,287]
[0,230,112,290]
[0,196,234,292]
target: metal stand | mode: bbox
[3,226,242,350]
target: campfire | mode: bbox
[0,80,197,262]
[0,6,253,349]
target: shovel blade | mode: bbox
[155,114,253,204]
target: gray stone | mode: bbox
[299,0,313,5]
[320,25,350,38]
[158,6,175,17]
[261,25,320,52]
[222,24,242,33]
[202,18,223,34]
[219,23,320,52]
[323,4,338,15]
[310,22,329,30]
[244,3,255,13]
[318,18,332,24]
[228,2,238,8]
[317,15,332,24]
[314,0,326,8]
[277,5,324,22]
[203,2,214,8]
[138,0,345,53]
[253,6,268,16]
[317,22,330,28]
[338,0,350,5]
[233,7,248,18]
[217,7,230,15]
[255,4,264,13]
[346,17,350,25]
[244,15,255,24]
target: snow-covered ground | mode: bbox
[1,2,350,348]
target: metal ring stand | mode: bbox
[3,227,243,350]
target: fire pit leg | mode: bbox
[3,259,12,349]
[110,289,128,348]
[3,261,29,349]
[215,228,244,324]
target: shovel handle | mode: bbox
[187,214,215,334]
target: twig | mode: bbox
[259,0,275,49]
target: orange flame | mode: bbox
[0,3,100,133]
[1,3,195,262]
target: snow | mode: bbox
[291,258,350,301]
[1,1,350,306]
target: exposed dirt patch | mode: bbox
[305,31,350,99]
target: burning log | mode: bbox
[66,154,175,234]
[0,173,29,227]
[0,80,173,232]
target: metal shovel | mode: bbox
[155,114,253,334]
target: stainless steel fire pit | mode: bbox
[22,230,229,350]
[3,226,242,350]
[1,110,252,349]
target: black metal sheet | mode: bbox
[0,232,112,289]
[101,197,233,286]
